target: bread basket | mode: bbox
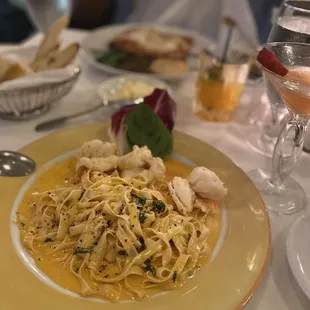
[0,14,80,121]
[0,66,80,121]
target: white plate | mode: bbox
[81,23,215,81]
[97,74,172,104]
[287,215,310,299]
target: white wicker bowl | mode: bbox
[0,67,80,121]
[0,46,81,121]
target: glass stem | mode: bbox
[270,112,309,187]
[265,104,288,139]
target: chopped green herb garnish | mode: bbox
[78,190,85,201]
[75,268,80,273]
[73,247,93,255]
[132,194,146,206]
[139,210,147,224]
[144,259,156,276]
[152,200,166,213]
[20,222,25,227]
[118,250,127,256]
[139,237,146,251]
[44,238,54,243]
[173,271,177,283]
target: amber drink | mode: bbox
[194,50,250,122]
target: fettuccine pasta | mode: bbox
[17,140,227,301]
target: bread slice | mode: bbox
[30,15,76,72]
[34,15,69,60]
[150,57,189,74]
[0,62,33,83]
[30,43,60,72]
[45,43,79,70]
[0,55,13,78]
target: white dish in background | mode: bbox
[81,23,215,81]
[287,215,310,300]
[97,74,172,104]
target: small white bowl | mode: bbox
[97,74,173,105]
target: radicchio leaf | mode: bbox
[109,88,176,156]
[143,89,176,132]
[110,105,132,136]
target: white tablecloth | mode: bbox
[1,29,310,310]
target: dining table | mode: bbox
[1,28,310,310]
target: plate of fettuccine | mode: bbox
[0,123,270,310]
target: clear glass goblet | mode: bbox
[246,0,310,157]
[248,42,310,214]
[26,0,72,32]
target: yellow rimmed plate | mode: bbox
[0,123,270,310]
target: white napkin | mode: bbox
[0,45,79,91]
[0,66,78,91]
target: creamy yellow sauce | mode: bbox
[17,156,221,300]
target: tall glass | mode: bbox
[194,50,250,122]
[249,42,310,214]
[247,0,310,157]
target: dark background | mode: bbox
[0,0,283,44]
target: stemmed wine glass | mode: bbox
[26,0,72,32]
[249,42,310,214]
[246,0,310,157]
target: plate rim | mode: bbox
[287,215,310,300]
[3,123,271,310]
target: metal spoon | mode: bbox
[221,17,236,63]
[0,151,36,177]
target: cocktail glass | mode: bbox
[246,0,310,157]
[248,42,310,214]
